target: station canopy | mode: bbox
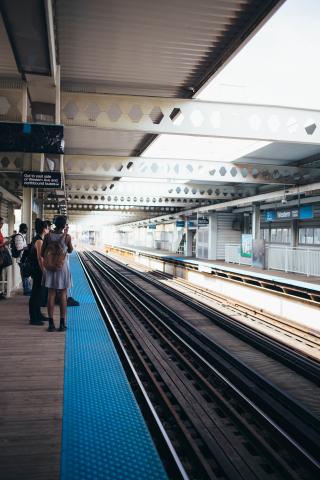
[0,0,320,226]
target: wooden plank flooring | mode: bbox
[0,293,65,480]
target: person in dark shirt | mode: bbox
[29,219,50,325]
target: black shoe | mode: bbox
[30,320,44,326]
[24,291,32,296]
[47,325,56,332]
[58,325,67,332]
[67,297,80,307]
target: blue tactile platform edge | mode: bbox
[60,253,168,480]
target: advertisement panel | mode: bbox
[241,234,252,258]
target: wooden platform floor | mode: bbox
[0,293,65,480]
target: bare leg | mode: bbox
[48,288,56,318]
[58,289,67,320]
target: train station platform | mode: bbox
[105,244,320,293]
[0,253,168,480]
[105,244,320,331]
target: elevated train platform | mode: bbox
[0,253,169,480]
[105,244,320,332]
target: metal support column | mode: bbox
[184,219,193,257]
[252,204,261,240]
[208,213,218,260]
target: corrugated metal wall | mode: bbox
[216,212,241,259]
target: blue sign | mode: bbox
[299,205,313,219]
[176,220,185,227]
[264,210,276,221]
[148,224,156,230]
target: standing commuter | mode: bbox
[64,223,80,307]
[41,216,73,332]
[13,223,32,295]
[0,217,11,298]
[29,219,50,325]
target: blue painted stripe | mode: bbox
[60,253,168,480]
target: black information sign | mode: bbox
[0,122,64,154]
[22,171,62,188]
[198,217,209,226]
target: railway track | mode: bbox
[106,250,320,361]
[80,251,320,480]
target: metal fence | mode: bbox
[266,245,320,277]
[225,244,320,277]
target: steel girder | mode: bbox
[61,92,320,144]
[1,86,320,144]
[64,155,320,185]
[64,178,254,199]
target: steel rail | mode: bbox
[77,252,189,480]
[87,251,320,468]
[96,251,320,384]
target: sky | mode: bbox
[142,0,319,168]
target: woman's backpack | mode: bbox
[43,234,66,272]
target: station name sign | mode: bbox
[264,205,313,221]
[22,171,62,189]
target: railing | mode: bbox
[225,244,320,277]
[225,244,252,266]
[266,246,320,277]
[0,261,21,297]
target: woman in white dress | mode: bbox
[41,216,73,332]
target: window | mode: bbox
[306,228,314,245]
[262,228,269,242]
[269,227,291,244]
[298,227,320,246]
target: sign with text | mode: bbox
[264,206,313,221]
[176,220,185,227]
[22,171,62,188]
[148,224,157,230]
[198,217,209,226]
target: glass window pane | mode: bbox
[271,228,277,242]
[288,229,292,244]
[282,229,288,244]
[276,228,282,243]
[299,228,306,244]
[306,228,314,245]
[314,228,320,245]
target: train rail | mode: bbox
[80,251,320,480]
[106,250,320,361]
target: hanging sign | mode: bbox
[148,224,156,230]
[22,171,62,188]
[176,220,185,227]
[198,217,209,226]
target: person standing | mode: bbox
[41,216,73,332]
[0,217,11,299]
[29,219,50,325]
[13,223,32,295]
